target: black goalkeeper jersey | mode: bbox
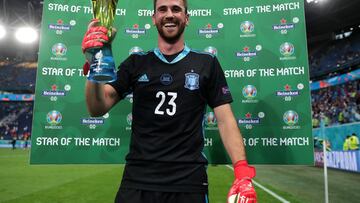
[109,46,233,192]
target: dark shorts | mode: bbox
[115,188,209,203]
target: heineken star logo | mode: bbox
[285,84,291,91]
[243,46,250,52]
[133,24,139,29]
[245,112,252,118]
[51,84,57,91]
[281,18,287,24]
[57,19,63,25]
[207,23,212,28]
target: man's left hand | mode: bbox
[227,160,257,203]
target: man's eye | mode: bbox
[158,7,167,12]
[172,7,182,12]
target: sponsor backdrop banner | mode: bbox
[314,150,360,173]
[31,0,313,164]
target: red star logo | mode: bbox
[133,24,139,29]
[57,19,63,25]
[285,84,291,91]
[207,23,212,29]
[245,113,252,118]
[243,46,250,52]
[281,18,287,24]
[51,85,57,91]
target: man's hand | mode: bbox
[227,160,257,203]
[81,19,116,75]
[81,19,110,53]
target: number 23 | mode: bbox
[154,91,177,116]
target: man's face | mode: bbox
[152,0,189,44]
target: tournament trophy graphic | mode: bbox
[87,0,118,83]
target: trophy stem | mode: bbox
[88,44,117,83]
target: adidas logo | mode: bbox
[138,74,149,82]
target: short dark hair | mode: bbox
[153,0,188,14]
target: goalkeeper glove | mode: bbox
[81,19,116,76]
[81,19,109,53]
[227,160,257,203]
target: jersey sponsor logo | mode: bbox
[160,73,173,85]
[184,72,200,90]
[138,74,149,82]
[222,86,231,95]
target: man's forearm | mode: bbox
[218,118,247,164]
[214,104,247,164]
[85,81,110,117]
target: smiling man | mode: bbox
[82,0,257,202]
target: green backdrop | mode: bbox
[31,0,313,164]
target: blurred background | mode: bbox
[0,0,360,203]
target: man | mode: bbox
[343,135,351,151]
[82,0,256,202]
[349,133,359,150]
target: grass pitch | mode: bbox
[1,148,359,203]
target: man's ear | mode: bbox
[185,13,190,26]
[152,13,156,25]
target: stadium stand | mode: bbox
[0,60,37,93]
[309,31,360,80]
[0,101,33,140]
[310,30,360,128]
[0,59,35,142]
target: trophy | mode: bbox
[87,0,118,83]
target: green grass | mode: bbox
[1,149,360,203]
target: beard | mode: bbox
[156,18,186,44]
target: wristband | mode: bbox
[233,160,256,180]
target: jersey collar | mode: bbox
[154,45,190,64]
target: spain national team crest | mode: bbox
[184,72,200,90]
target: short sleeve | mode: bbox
[205,56,233,108]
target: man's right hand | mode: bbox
[81,19,110,53]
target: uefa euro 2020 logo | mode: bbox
[283,110,298,126]
[46,110,62,126]
[280,42,295,57]
[126,113,133,126]
[204,46,218,56]
[240,21,254,34]
[129,46,143,55]
[51,43,67,57]
[242,85,257,99]
[204,112,217,127]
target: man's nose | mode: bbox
[164,9,175,19]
